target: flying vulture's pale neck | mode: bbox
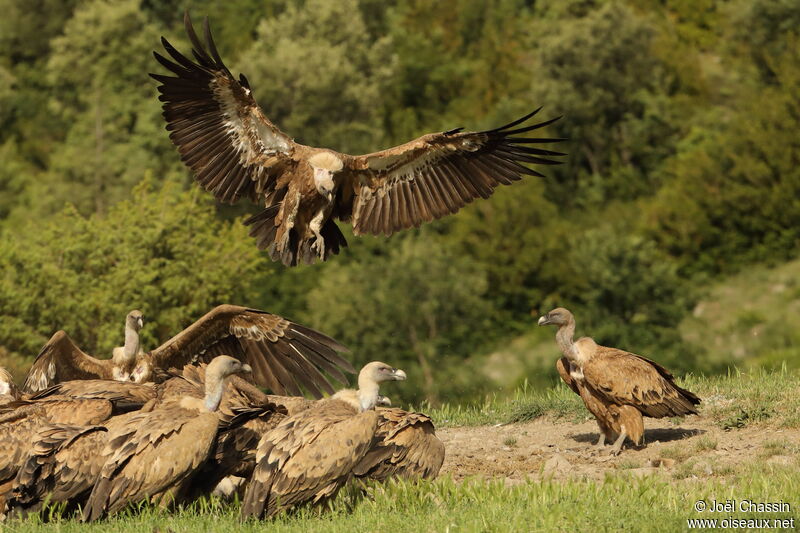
[204,373,226,412]
[556,317,578,361]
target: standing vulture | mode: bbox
[241,361,407,519]
[151,13,565,266]
[538,308,701,455]
[25,304,353,398]
[83,355,259,521]
[23,310,144,393]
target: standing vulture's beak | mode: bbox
[392,368,407,381]
[240,363,253,374]
[137,317,144,329]
[537,315,550,326]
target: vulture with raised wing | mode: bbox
[538,308,700,455]
[151,13,565,266]
[83,355,262,521]
[353,408,444,483]
[130,304,353,397]
[0,367,20,406]
[23,310,144,393]
[241,361,407,519]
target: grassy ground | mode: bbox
[4,464,798,532]
[426,367,800,429]
[4,370,799,532]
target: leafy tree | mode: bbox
[20,0,183,218]
[0,178,265,368]
[305,235,492,403]
[235,0,397,154]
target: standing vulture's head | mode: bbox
[308,151,343,202]
[359,361,407,386]
[206,355,253,381]
[126,310,144,331]
[537,307,574,327]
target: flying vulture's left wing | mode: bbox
[146,305,353,398]
[150,12,297,204]
[345,108,565,236]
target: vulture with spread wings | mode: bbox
[23,305,352,398]
[151,13,566,266]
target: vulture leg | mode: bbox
[610,431,627,456]
[595,432,606,447]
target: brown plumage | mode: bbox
[83,356,254,521]
[539,307,700,455]
[151,13,565,267]
[0,393,126,509]
[23,311,144,393]
[241,361,407,519]
[0,367,20,406]
[353,408,445,483]
[24,304,352,399]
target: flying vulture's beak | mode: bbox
[537,315,550,326]
[392,368,407,381]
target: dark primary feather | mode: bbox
[349,107,566,237]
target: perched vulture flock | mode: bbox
[0,10,704,524]
[0,307,444,521]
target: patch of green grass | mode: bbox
[8,465,799,533]
[503,436,518,447]
[424,368,800,430]
[693,435,718,452]
[617,459,640,470]
[661,445,692,463]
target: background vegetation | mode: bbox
[0,0,798,404]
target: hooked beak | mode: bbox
[392,368,407,381]
[137,317,144,329]
[240,363,253,374]
[537,315,550,326]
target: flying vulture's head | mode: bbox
[537,307,573,327]
[126,310,144,331]
[308,151,343,202]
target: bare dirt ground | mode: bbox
[438,418,800,483]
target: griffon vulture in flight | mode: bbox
[23,304,353,398]
[538,307,701,455]
[23,311,143,393]
[151,13,565,266]
[83,356,264,520]
[241,361,407,519]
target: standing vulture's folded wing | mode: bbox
[582,346,701,418]
[142,304,353,398]
[345,108,565,236]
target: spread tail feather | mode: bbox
[244,206,347,267]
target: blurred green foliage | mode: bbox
[0,0,798,402]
